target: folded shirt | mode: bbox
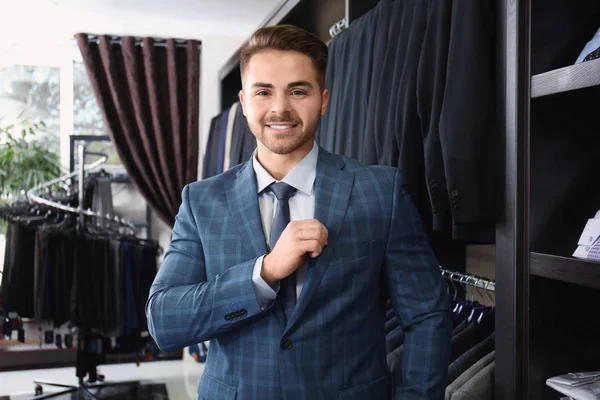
[547,372,600,400]
[575,27,600,63]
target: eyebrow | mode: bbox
[251,81,313,89]
[287,81,313,89]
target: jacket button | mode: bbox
[280,338,292,350]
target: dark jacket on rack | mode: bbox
[446,351,495,400]
[437,0,498,242]
[202,115,222,179]
[317,0,498,243]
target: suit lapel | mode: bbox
[283,149,354,335]
[225,161,269,259]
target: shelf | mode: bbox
[530,252,600,289]
[531,58,600,98]
[0,347,76,372]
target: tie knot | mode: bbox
[269,182,297,201]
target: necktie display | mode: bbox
[268,182,298,321]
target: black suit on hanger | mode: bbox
[202,115,221,179]
[315,23,338,151]
[392,0,432,226]
[1,220,38,317]
[363,0,393,166]
[438,0,498,242]
[417,0,454,234]
[317,27,348,154]
[334,8,377,161]
[371,0,403,168]
[240,115,257,162]
[230,103,249,168]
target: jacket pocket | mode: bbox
[198,373,237,400]
[336,375,391,400]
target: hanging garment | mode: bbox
[91,176,115,217]
[0,219,40,317]
[362,0,393,166]
[417,0,454,234]
[229,102,248,168]
[446,351,495,400]
[223,102,239,171]
[438,0,498,242]
[216,107,230,175]
[202,115,222,179]
[446,332,495,384]
[450,361,495,400]
[334,6,377,161]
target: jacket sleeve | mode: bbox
[439,0,498,242]
[145,184,270,351]
[385,169,452,400]
[416,0,453,233]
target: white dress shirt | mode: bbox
[251,142,318,310]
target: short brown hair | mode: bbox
[240,25,328,88]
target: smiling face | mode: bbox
[239,50,329,159]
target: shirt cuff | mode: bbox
[252,255,278,311]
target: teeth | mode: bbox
[269,125,294,130]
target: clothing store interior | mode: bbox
[0,0,599,399]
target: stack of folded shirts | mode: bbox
[575,27,600,63]
[573,210,600,261]
[547,372,600,399]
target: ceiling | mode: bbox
[0,0,281,51]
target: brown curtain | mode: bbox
[75,34,200,227]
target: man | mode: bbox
[146,25,451,399]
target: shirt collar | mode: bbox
[253,141,318,196]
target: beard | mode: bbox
[249,111,320,155]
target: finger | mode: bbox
[298,239,323,256]
[294,226,326,241]
[320,224,329,243]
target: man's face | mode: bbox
[239,50,329,156]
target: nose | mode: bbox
[270,93,292,115]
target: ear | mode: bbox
[320,89,330,116]
[238,90,246,116]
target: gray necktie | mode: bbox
[268,182,298,320]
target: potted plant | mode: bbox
[0,113,62,232]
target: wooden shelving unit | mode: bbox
[530,252,600,289]
[531,58,600,98]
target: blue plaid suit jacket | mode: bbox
[146,148,452,400]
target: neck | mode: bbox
[256,141,313,180]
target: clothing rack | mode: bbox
[27,144,136,235]
[440,267,496,293]
[84,35,201,49]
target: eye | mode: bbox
[256,90,270,97]
[291,90,307,97]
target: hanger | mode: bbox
[467,277,487,324]
[476,280,496,324]
[454,275,477,324]
[443,271,459,309]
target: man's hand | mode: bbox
[261,219,328,286]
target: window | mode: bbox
[0,52,114,169]
[0,64,61,154]
[73,61,105,137]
